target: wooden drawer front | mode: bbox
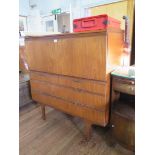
[31,80,106,110]
[32,91,108,126]
[113,79,135,95]
[30,71,106,95]
[26,34,106,81]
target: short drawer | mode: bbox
[113,78,135,95]
[30,80,106,110]
[32,91,108,126]
[30,71,106,95]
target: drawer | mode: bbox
[32,91,108,126]
[31,80,106,110]
[113,78,135,95]
[30,71,106,95]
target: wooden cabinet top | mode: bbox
[25,28,123,40]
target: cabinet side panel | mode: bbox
[106,32,124,73]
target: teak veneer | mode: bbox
[25,29,124,139]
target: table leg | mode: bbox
[84,119,92,140]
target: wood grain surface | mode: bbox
[25,30,124,138]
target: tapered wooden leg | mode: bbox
[65,113,73,119]
[41,104,46,120]
[84,120,92,140]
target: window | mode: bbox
[46,20,54,32]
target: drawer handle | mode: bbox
[53,39,58,43]
[74,101,78,105]
[76,89,82,92]
[73,80,80,83]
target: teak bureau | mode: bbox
[25,29,124,139]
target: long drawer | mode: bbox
[30,71,106,95]
[32,91,108,126]
[31,80,106,110]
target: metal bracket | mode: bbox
[103,20,110,25]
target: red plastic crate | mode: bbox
[73,14,121,32]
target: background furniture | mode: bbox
[111,69,135,150]
[19,46,29,73]
[25,29,123,139]
[19,73,32,107]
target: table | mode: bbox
[110,66,135,151]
